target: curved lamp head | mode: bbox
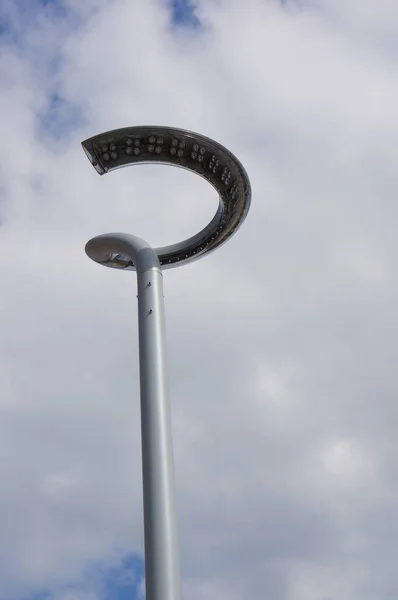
[82,126,251,270]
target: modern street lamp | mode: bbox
[82,126,251,600]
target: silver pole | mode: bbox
[85,233,182,600]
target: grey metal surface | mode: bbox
[82,126,251,270]
[86,233,182,600]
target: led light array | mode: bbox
[99,135,234,185]
[169,138,186,157]
[99,134,239,209]
[124,138,141,156]
[100,143,118,162]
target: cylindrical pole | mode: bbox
[85,234,182,600]
[137,262,181,600]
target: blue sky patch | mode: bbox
[23,553,144,600]
[169,0,201,28]
[37,91,86,141]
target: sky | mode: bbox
[0,0,398,599]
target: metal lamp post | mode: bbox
[82,126,251,600]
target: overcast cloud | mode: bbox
[1,0,398,599]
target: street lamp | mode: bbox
[82,126,251,600]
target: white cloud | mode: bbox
[1,0,398,598]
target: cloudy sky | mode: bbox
[1,0,398,598]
